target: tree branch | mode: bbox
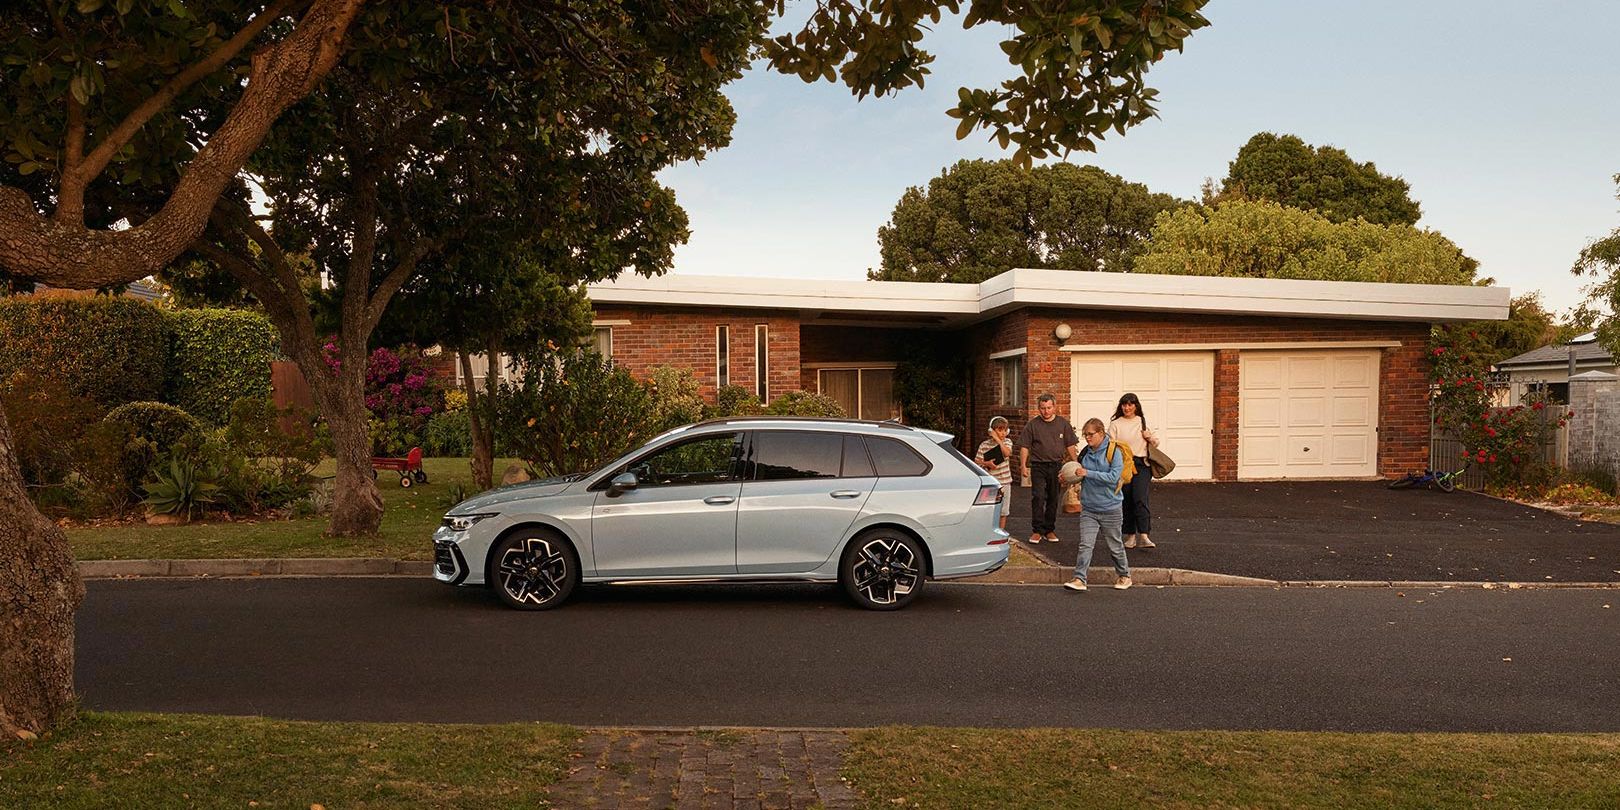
[57,0,303,225]
[364,236,435,334]
[1,0,365,289]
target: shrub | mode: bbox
[422,409,473,457]
[105,402,203,450]
[493,351,658,478]
[142,456,221,521]
[325,342,443,455]
[0,296,169,407]
[895,337,966,433]
[764,390,847,418]
[222,397,325,510]
[167,309,278,424]
[1565,466,1620,498]
[1430,336,1569,489]
[104,402,202,501]
[0,370,140,515]
[711,385,764,417]
[647,366,706,432]
[1541,482,1616,505]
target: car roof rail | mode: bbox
[687,415,917,431]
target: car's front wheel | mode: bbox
[487,529,579,610]
[841,529,926,610]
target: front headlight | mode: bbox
[442,513,497,532]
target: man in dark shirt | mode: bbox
[1017,392,1079,544]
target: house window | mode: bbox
[754,324,769,401]
[716,325,730,388]
[997,354,1025,407]
[818,367,901,420]
[592,326,612,359]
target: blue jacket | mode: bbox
[1077,439,1125,513]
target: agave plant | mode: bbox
[142,458,221,522]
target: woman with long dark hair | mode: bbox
[1109,393,1160,549]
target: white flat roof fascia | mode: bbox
[588,274,978,317]
[994,268,1509,323]
[587,270,1510,324]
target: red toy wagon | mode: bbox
[371,446,428,487]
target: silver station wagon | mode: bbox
[433,417,1010,610]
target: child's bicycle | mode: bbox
[1386,466,1466,493]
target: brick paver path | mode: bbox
[548,729,859,809]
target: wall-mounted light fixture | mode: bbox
[1053,323,1073,345]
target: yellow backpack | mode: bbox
[1104,440,1136,494]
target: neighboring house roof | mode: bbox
[1495,335,1614,371]
[587,268,1509,326]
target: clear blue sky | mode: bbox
[659,0,1620,314]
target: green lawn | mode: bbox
[843,727,1620,809]
[6,715,1620,808]
[0,713,575,809]
[67,457,516,561]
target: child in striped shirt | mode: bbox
[975,416,1013,530]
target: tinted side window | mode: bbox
[842,434,875,478]
[865,436,931,477]
[628,433,741,487]
[752,431,842,481]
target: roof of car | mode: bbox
[683,416,919,432]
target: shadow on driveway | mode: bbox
[1009,481,1620,582]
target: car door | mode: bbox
[590,431,743,577]
[736,431,876,574]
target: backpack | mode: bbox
[1104,440,1136,494]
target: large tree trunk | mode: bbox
[460,350,495,491]
[309,348,384,537]
[0,410,84,738]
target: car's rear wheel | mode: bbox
[841,529,926,610]
[487,528,578,610]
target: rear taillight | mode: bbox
[974,484,1003,505]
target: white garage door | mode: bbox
[1068,351,1214,480]
[1239,350,1379,479]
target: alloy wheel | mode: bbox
[850,536,921,606]
[496,537,570,607]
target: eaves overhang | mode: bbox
[587,268,1511,326]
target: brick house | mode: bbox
[580,269,1508,482]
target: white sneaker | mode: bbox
[1113,576,1133,591]
[1063,578,1088,592]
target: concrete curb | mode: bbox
[75,558,1620,589]
[78,558,433,579]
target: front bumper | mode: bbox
[432,526,470,585]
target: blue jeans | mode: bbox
[1073,508,1128,583]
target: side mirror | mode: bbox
[607,471,639,497]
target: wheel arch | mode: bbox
[840,521,934,578]
[481,520,585,585]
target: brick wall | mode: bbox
[969,309,1431,480]
[593,305,801,402]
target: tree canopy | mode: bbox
[1133,199,1476,285]
[1212,132,1422,226]
[1573,174,1620,358]
[872,159,1184,283]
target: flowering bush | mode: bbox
[323,341,443,454]
[1429,340,1568,488]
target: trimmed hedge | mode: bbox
[168,309,279,424]
[0,297,278,424]
[105,402,203,450]
[0,296,169,406]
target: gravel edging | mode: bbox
[75,558,1620,589]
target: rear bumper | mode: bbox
[929,528,1011,580]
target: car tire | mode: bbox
[486,528,579,611]
[840,528,926,611]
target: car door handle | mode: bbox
[703,496,736,505]
[829,490,863,499]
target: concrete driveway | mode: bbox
[1010,481,1620,582]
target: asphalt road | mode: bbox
[77,578,1620,732]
